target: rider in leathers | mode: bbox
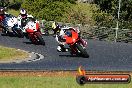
[54,25,81,52]
[17,9,34,33]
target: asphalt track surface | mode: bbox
[0,33,132,71]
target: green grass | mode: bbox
[0,76,131,88]
[0,46,29,61]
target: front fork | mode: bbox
[78,38,87,48]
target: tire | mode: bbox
[75,43,89,58]
[1,27,8,36]
[29,36,35,43]
[36,34,45,45]
[24,33,29,39]
[16,29,24,38]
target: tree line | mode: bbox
[1,0,132,29]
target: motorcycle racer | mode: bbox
[55,25,82,52]
[17,9,34,33]
[55,25,88,57]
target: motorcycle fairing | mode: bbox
[64,30,79,45]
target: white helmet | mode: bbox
[20,9,26,15]
[20,9,27,19]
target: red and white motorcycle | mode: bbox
[25,18,45,45]
[56,27,89,58]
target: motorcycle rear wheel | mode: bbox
[1,28,9,36]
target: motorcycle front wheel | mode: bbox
[36,33,45,45]
[75,43,89,58]
[16,29,24,38]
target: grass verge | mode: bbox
[0,71,131,88]
[0,46,29,62]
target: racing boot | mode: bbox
[57,44,69,52]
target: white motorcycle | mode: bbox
[1,14,24,38]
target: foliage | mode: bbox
[93,10,116,27]
[66,3,98,26]
[9,0,23,10]
[21,0,98,25]
[21,0,115,27]
[0,0,9,7]
[21,0,73,21]
[95,0,132,29]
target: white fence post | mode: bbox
[115,0,121,42]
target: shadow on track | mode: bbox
[59,54,84,58]
[23,41,46,46]
[59,55,81,57]
[59,53,90,58]
[23,41,33,45]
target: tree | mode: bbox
[66,3,97,25]
[95,0,132,29]
[95,0,132,20]
[0,0,9,7]
[21,0,72,21]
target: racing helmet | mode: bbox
[20,9,27,19]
